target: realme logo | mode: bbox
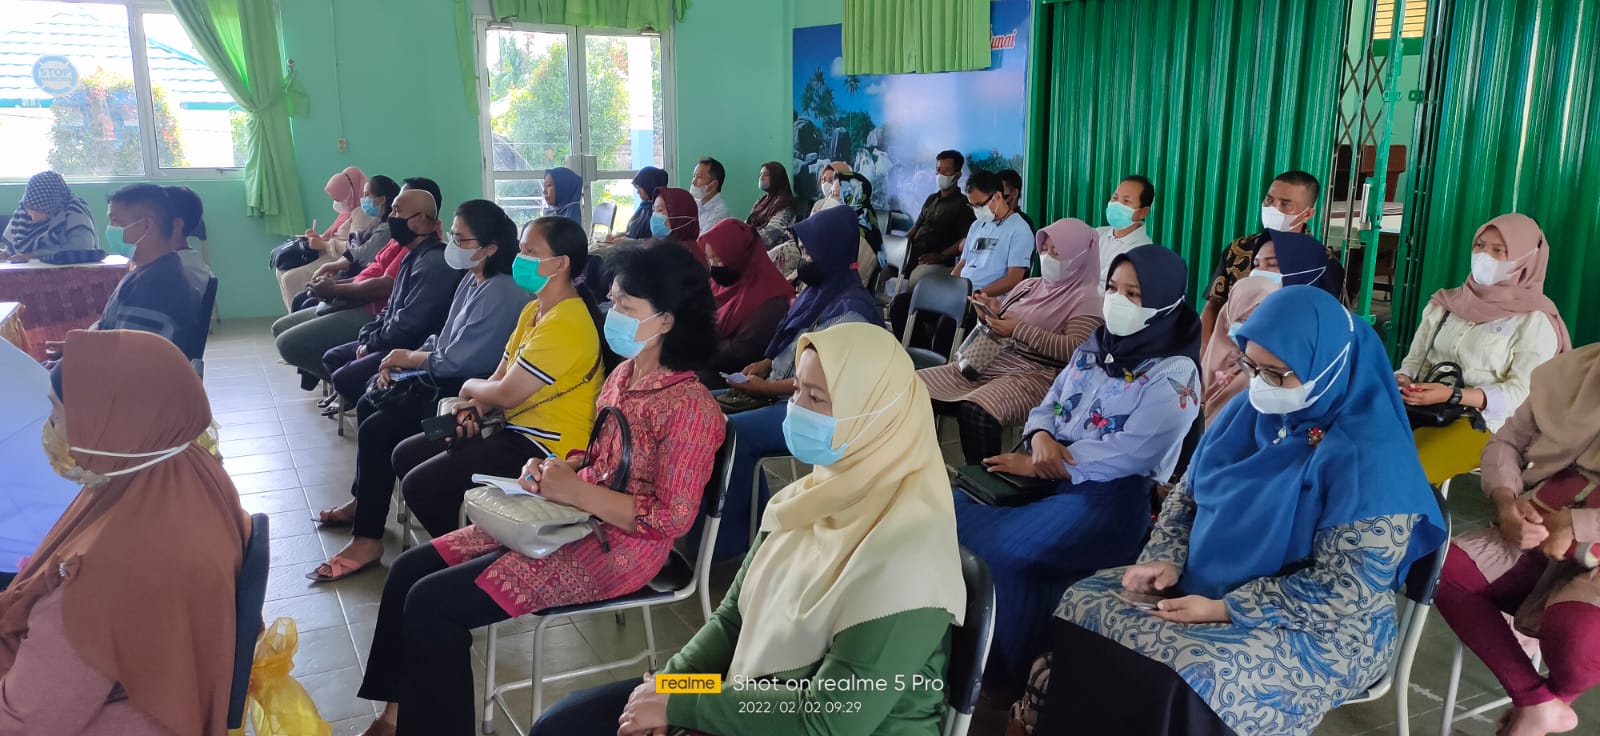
[654,674,722,694]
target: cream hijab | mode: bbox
[730,323,966,679]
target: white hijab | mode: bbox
[729,323,965,679]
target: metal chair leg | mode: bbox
[483,622,499,735]
[643,606,659,671]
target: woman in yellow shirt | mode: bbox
[394,216,605,537]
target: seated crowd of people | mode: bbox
[0,151,1593,736]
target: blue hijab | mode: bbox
[1262,229,1342,296]
[1183,286,1446,598]
[764,206,882,357]
[1086,244,1201,378]
[545,167,584,223]
[625,166,669,238]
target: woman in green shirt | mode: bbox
[532,322,967,736]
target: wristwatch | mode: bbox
[1448,387,1463,405]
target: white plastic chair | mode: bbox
[480,426,734,735]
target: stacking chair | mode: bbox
[1333,487,1451,736]
[188,275,218,376]
[944,548,997,736]
[227,513,271,731]
[481,422,735,735]
[899,272,973,370]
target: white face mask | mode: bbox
[1038,253,1064,282]
[1102,292,1170,336]
[444,241,479,270]
[1249,269,1284,286]
[1260,205,1308,232]
[73,442,194,479]
[972,203,996,224]
[936,173,957,190]
[1469,250,1532,286]
[1226,321,1244,340]
[1247,341,1350,415]
[690,183,709,200]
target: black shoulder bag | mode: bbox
[1405,312,1488,431]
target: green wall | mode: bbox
[0,0,826,318]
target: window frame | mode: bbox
[0,0,244,184]
[473,17,677,231]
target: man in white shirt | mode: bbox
[955,170,1036,298]
[692,157,733,232]
[1095,174,1156,286]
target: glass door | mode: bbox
[478,21,672,235]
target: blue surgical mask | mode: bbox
[780,390,904,467]
[1249,269,1284,286]
[104,219,146,256]
[649,212,671,238]
[1105,201,1136,230]
[360,196,380,218]
[604,309,663,359]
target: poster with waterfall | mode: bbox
[791,0,1031,220]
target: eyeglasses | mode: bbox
[1235,354,1296,387]
[448,234,479,247]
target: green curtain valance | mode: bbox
[169,0,306,236]
[842,0,991,75]
[489,0,690,29]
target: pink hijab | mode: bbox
[1000,217,1101,330]
[320,166,366,239]
[1201,275,1278,426]
[1429,213,1571,352]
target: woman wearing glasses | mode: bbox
[963,244,1202,691]
[1023,286,1447,736]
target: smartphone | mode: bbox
[722,372,750,385]
[973,300,998,320]
[387,369,427,382]
[1113,589,1169,611]
[419,413,458,442]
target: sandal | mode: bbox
[306,555,381,583]
[312,505,357,527]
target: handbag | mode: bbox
[363,371,439,412]
[1404,313,1488,431]
[269,237,319,271]
[717,389,778,414]
[954,324,1009,379]
[463,406,633,558]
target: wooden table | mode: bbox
[0,256,129,360]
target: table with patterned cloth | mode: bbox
[0,257,130,360]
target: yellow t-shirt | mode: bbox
[500,297,602,458]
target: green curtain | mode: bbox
[456,0,479,117]
[1396,0,1600,347]
[842,0,990,75]
[168,0,306,236]
[1026,0,1349,298]
[489,0,690,28]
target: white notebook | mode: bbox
[471,474,538,497]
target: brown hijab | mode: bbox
[1201,275,1279,426]
[1521,343,1600,485]
[1429,213,1572,352]
[0,329,249,736]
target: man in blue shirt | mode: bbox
[955,170,1035,298]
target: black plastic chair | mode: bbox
[188,275,219,375]
[944,547,997,736]
[592,202,618,241]
[227,513,271,730]
[482,418,735,734]
[900,271,973,370]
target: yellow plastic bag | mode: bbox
[228,617,332,736]
[1413,417,1491,486]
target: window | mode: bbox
[0,0,243,180]
[479,22,671,229]
[1370,0,1428,56]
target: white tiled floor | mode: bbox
[204,319,1596,736]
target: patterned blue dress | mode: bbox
[956,349,1200,689]
[1055,479,1420,736]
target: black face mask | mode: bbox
[796,259,826,287]
[388,214,419,244]
[709,266,740,287]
